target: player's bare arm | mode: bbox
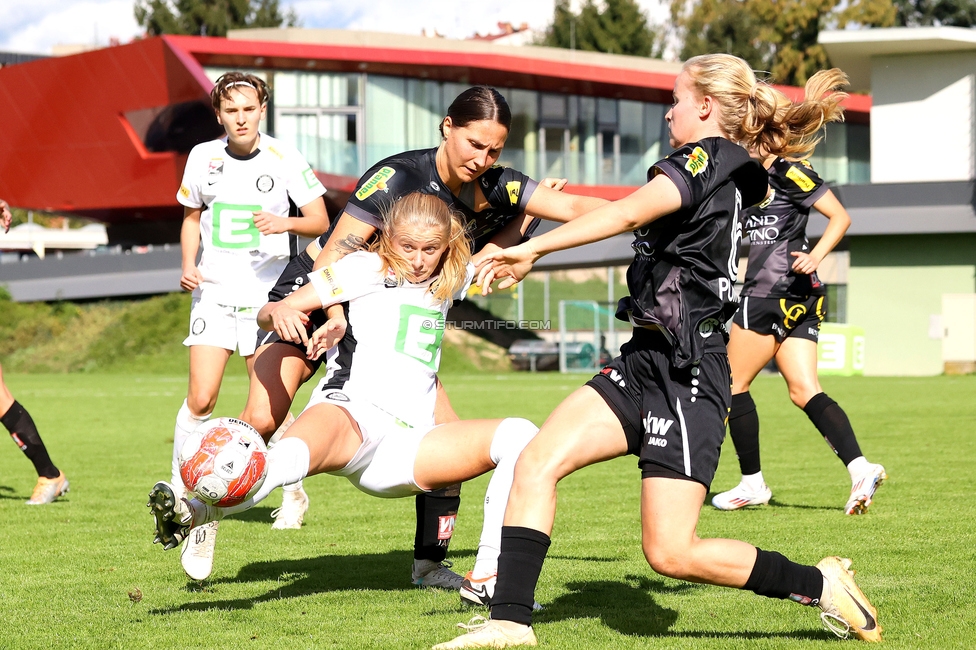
[478,175,681,292]
[792,190,851,274]
[523,181,608,224]
[179,207,204,292]
[252,196,329,237]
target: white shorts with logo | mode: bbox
[302,388,435,498]
[183,297,260,356]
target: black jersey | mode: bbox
[616,138,766,368]
[317,147,539,253]
[740,158,829,298]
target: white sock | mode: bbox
[472,418,538,580]
[173,399,210,490]
[847,456,870,480]
[741,471,765,491]
[220,437,311,517]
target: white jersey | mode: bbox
[307,251,473,429]
[177,133,326,306]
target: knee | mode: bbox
[241,406,278,439]
[642,542,693,581]
[787,384,819,409]
[489,418,538,465]
[186,391,217,417]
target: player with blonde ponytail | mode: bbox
[712,66,886,517]
[436,54,882,648]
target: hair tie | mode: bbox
[225,81,257,91]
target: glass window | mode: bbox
[540,93,568,123]
[405,78,442,150]
[365,75,407,164]
[618,100,644,185]
[847,124,870,184]
[502,89,538,178]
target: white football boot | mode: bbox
[181,520,219,581]
[271,487,309,529]
[845,464,886,515]
[411,559,464,590]
[711,480,772,510]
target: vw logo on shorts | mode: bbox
[256,174,274,193]
[191,318,206,335]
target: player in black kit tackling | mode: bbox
[434,56,882,648]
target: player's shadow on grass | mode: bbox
[537,575,828,641]
[0,485,22,500]
[150,549,475,615]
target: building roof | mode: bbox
[821,26,976,92]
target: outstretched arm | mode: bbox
[479,174,681,290]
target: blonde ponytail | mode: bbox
[684,54,849,160]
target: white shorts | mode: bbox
[183,297,260,357]
[302,388,435,498]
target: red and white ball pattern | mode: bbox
[179,417,268,507]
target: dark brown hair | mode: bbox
[210,72,271,112]
[439,86,512,137]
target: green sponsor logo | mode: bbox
[355,166,396,201]
[212,202,262,249]
[302,167,320,189]
[394,304,444,370]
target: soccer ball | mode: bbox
[179,417,268,507]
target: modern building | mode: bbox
[18,28,966,373]
[819,26,976,375]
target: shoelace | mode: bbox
[456,615,489,633]
[819,610,851,639]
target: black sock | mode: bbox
[1,401,60,479]
[413,485,461,562]
[729,392,762,476]
[744,548,824,606]
[803,393,863,466]
[491,526,551,625]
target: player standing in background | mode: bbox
[435,58,881,648]
[173,73,328,572]
[238,86,608,591]
[0,199,69,504]
[711,155,886,514]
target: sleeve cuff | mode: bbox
[344,203,384,229]
[801,184,829,209]
[653,161,692,208]
[517,178,539,213]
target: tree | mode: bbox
[134,0,300,38]
[893,0,976,26]
[541,0,660,57]
[671,0,896,86]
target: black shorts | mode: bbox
[733,295,826,343]
[585,328,732,488]
[255,250,329,370]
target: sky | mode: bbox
[0,0,670,56]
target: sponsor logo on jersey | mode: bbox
[786,166,816,192]
[179,184,191,199]
[355,166,396,200]
[302,167,320,190]
[267,145,284,160]
[600,366,626,388]
[295,276,304,285]
[437,514,456,540]
[207,159,224,185]
[395,304,445,369]
[505,180,521,206]
[758,189,775,209]
[191,318,206,335]
[698,318,722,338]
[685,146,709,176]
[255,174,274,193]
[323,391,350,402]
[320,267,342,296]
[429,181,440,192]
[799,159,813,169]
[211,202,262,249]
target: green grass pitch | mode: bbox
[0,371,974,648]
